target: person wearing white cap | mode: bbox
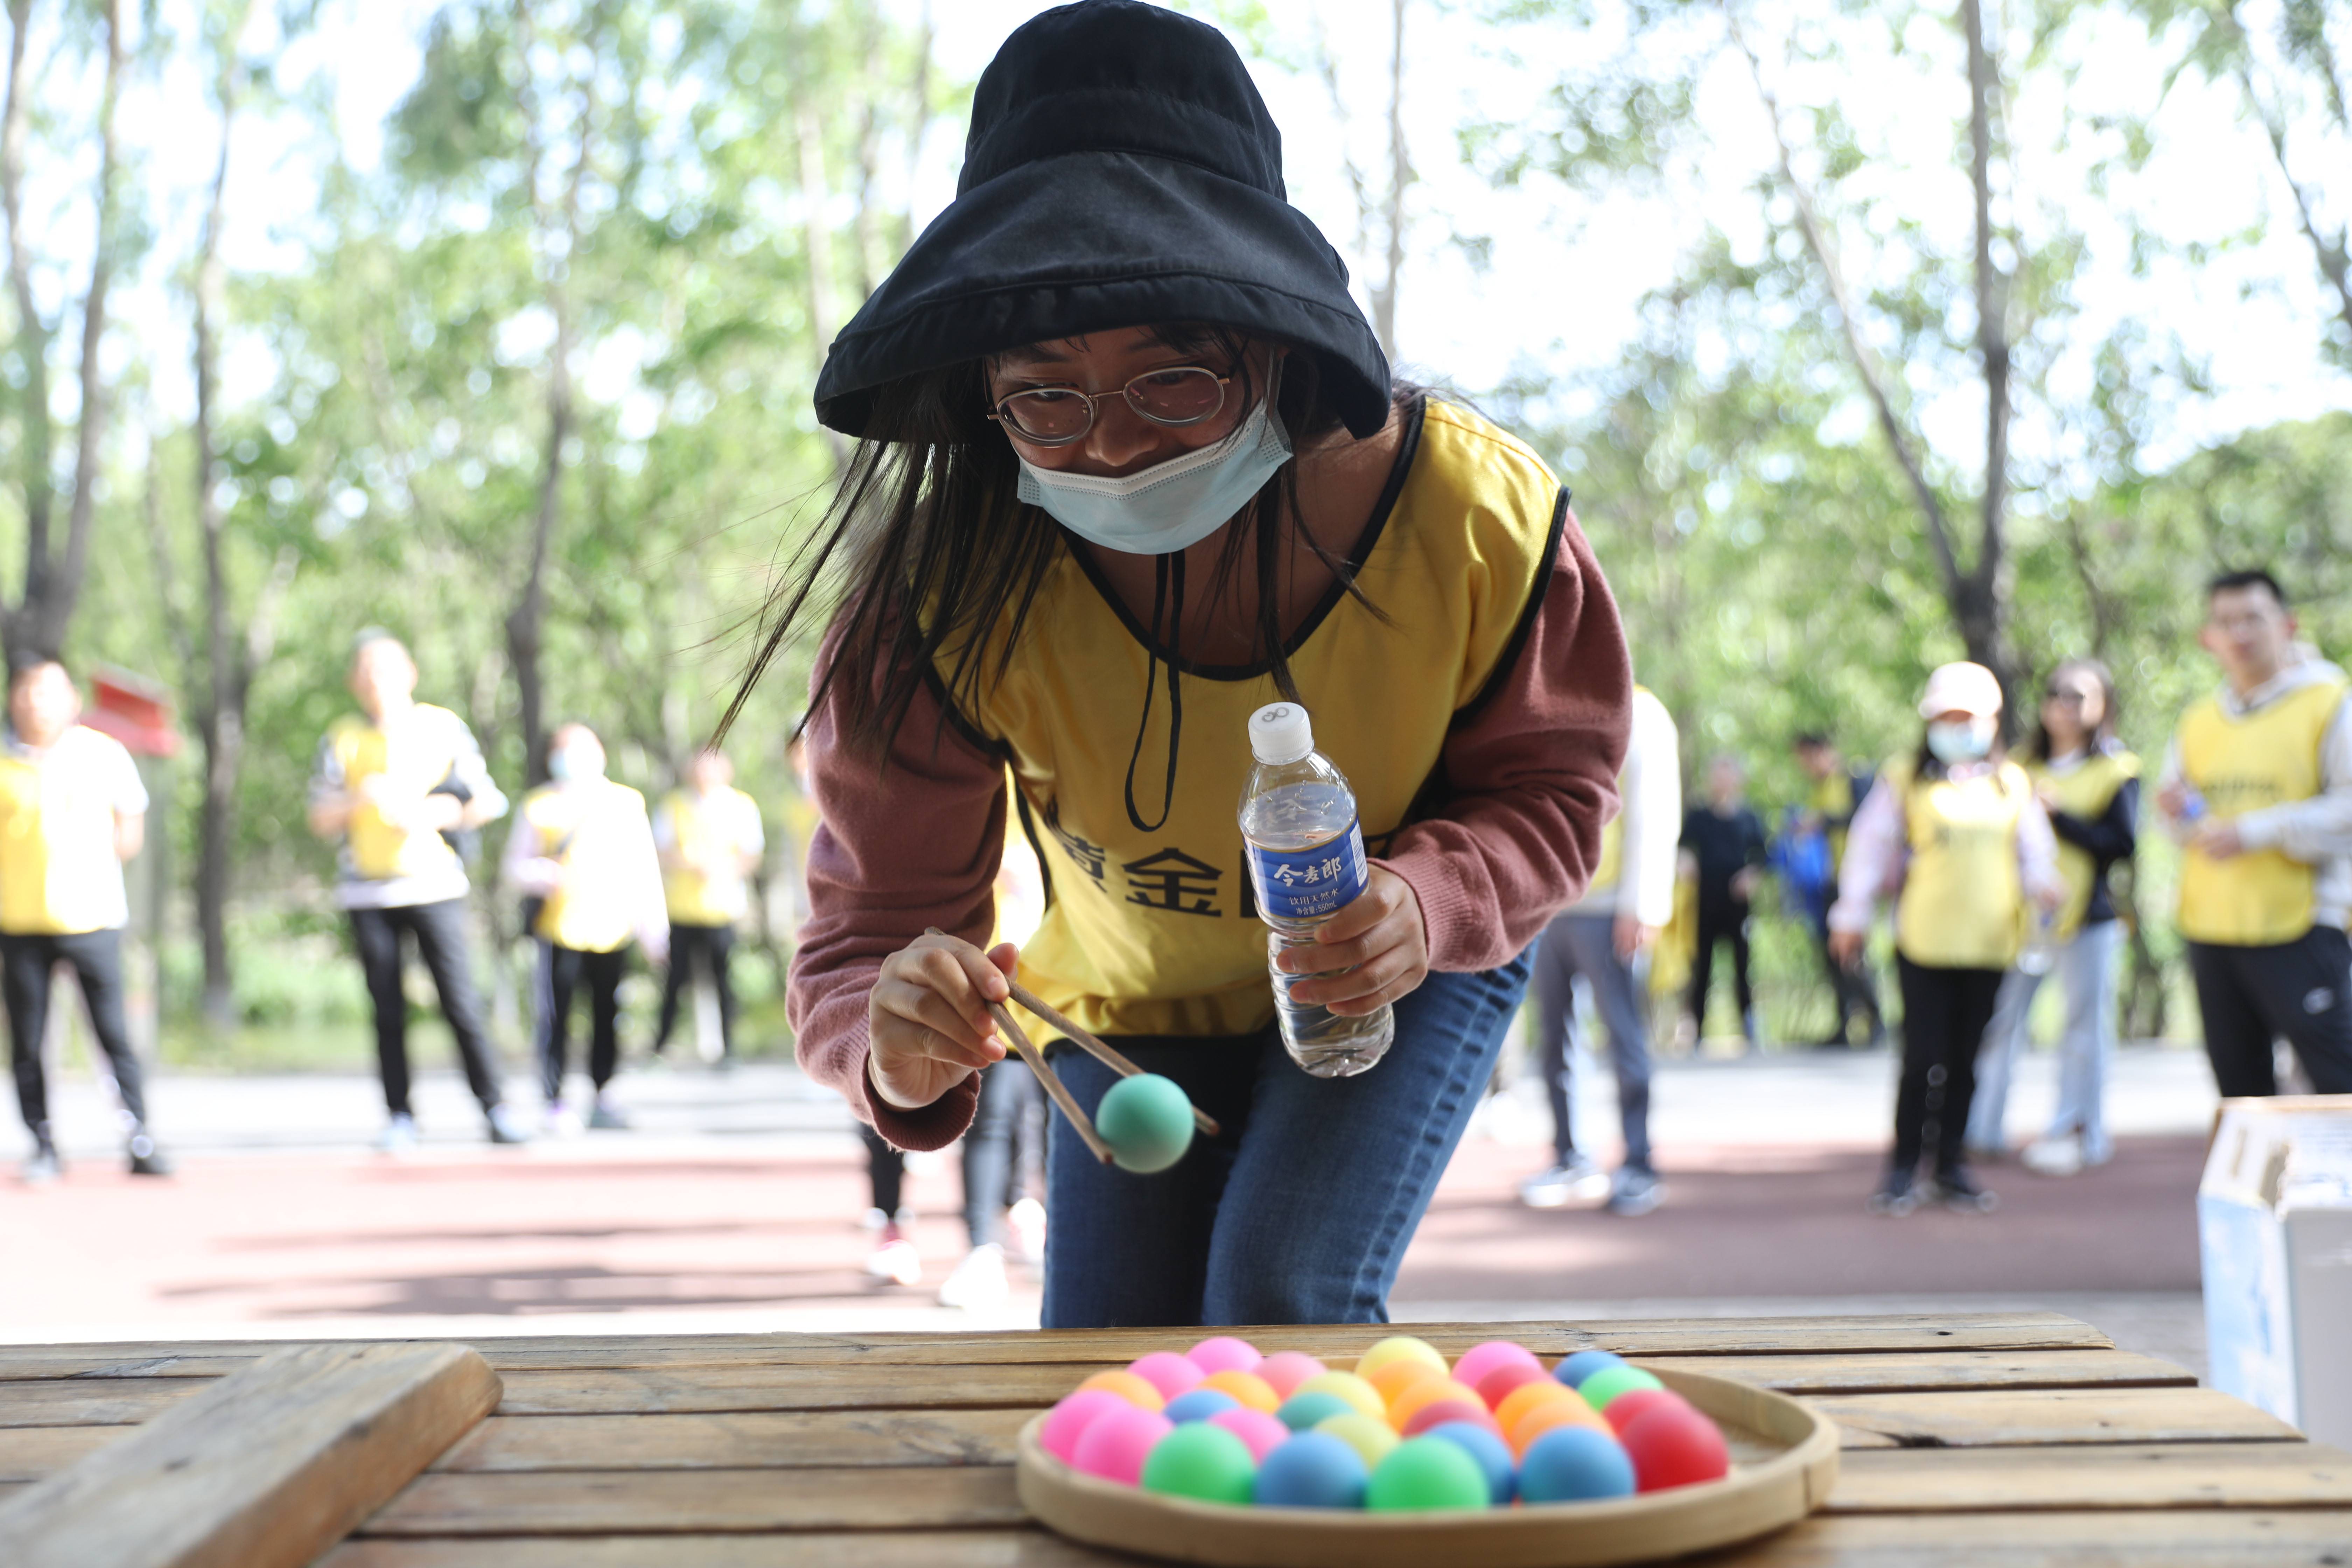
[1829,662,2064,1214]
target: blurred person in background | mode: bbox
[0,658,170,1183]
[2159,569,2352,1098]
[1967,659,2139,1175]
[504,723,668,1134]
[1832,662,2063,1216]
[1681,752,1768,1051]
[1520,683,1680,1217]
[310,631,523,1150]
[652,746,766,1066]
[1790,733,1885,1049]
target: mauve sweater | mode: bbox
[788,510,1631,1151]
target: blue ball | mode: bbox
[1423,1421,1515,1505]
[1163,1388,1244,1424]
[1555,1349,1627,1388]
[1519,1425,1637,1503]
[1253,1431,1369,1509]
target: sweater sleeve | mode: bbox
[784,635,1009,1153]
[2049,776,2139,863]
[1372,507,1631,972]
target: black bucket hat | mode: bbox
[812,0,1392,440]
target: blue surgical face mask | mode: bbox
[1014,383,1293,556]
[1926,718,1995,765]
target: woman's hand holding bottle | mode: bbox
[1274,866,1428,1017]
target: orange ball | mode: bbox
[1367,1359,1444,1410]
[1511,1394,1609,1456]
[1387,1378,1485,1433]
[1076,1370,1166,1412]
[1493,1378,1582,1436]
[1198,1369,1280,1413]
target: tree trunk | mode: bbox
[795,100,850,472]
[1372,0,1409,361]
[0,0,53,632]
[1960,0,2017,712]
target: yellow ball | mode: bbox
[1316,1411,1402,1469]
[1493,1379,1581,1435]
[1076,1369,1167,1412]
[1353,1336,1449,1381]
[1198,1369,1280,1413]
[1387,1378,1485,1433]
[1292,1371,1386,1422]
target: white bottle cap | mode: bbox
[1248,702,1314,765]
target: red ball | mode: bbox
[1601,1387,1689,1435]
[1475,1360,1549,1411]
[1401,1398,1502,1438]
[1619,1404,1731,1492]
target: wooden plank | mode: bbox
[1808,1386,2304,1449]
[0,1427,128,1483]
[490,1364,1102,1416]
[0,1381,199,1428]
[0,1343,501,1568]
[1638,1348,2195,1396]
[1827,1440,2352,1512]
[324,1528,1124,1567]
[436,1408,1030,1473]
[360,1466,1025,1536]
[0,1353,244,1383]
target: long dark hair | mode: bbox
[2024,657,2120,764]
[718,324,1383,762]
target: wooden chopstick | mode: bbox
[987,998,1114,1165]
[1006,980,1222,1140]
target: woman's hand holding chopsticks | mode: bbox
[867,931,1017,1110]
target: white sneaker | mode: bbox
[865,1230,922,1286]
[2022,1134,2086,1177]
[543,1101,584,1138]
[1008,1197,1047,1265]
[377,1113,419,1154]
[937,1242,1010,1310]
[1519,1156,1610,1210]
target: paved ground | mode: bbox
[0,1039,2220,1373]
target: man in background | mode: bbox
[0,658,171,1183]
[505,723,668,1132]
[1792,733,1885,1048]
[2160,569,2352,1098]
[1683,752,1769,1051]
[310,631,524,1149]
[652,746,765,1065]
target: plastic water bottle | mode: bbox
[1238,702,1394,1076]
[2017,911,2057,977]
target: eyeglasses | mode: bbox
[2044,688,2092,706]
[987,366,1234,446]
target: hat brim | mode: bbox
[814,151,1392,440]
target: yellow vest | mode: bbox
[2030,749,2139,940]
[520,779,653,953]
[327,706,469,883]
[1892,759,2032,970]
[941,400,1565,1037]
[659,785,762,926]
[1809,769,1857,864]
[2177,678,2347,945]
[0,728,137,935]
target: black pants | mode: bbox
[964,1058,1041,1248]
[2187,928,2352,1097]
[862,1124,906,1216]
[1689,899,1754,1034]
[536,939,629,1102]
[653,922,736,1058]
[349,898,504,1117]
[1808,908,1883,1041]
[2,927,146,1134]
[1892,956,2006,1175]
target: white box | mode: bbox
[2199,1095,2352,1447]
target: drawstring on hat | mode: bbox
[1123,551,1186,834]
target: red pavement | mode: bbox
[0,1134,2203,1331]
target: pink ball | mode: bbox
[1187,1335,1263,1376]
[1254,1350,1329,1399]
[1403,1398,1503,1438]
[1071,1403,1174,1486]
[1127,1351,1207,1401]
[1452,1340,1543,1391]
[1207,1406,1291,1461]
[1041,1389,1133,1464]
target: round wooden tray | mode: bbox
[1015,1364,1840,1568]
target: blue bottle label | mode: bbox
[1248,819,1371,922]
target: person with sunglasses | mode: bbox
[751,2,1630,1327]
[1965,660,2140,1175]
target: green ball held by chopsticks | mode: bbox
[1096,1073,1196,1174]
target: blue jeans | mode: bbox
[1528,911,1652,1170]
[1966,918,2124,1160]
[1041,954,1532,1329]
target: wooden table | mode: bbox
[3,1313,2350,1565]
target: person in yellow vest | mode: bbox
[1520,684,1680,1217]
[1967,659,2140,1174]
[503,724,668,1134]
[0,658,170,1183]
[309,631,523,1150]
[1791,733,1885,1048]
[2158,569,2352,1099]
[770,6,1629,1328]
[1829,662,2063,1215]
[651,747,765,1065]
